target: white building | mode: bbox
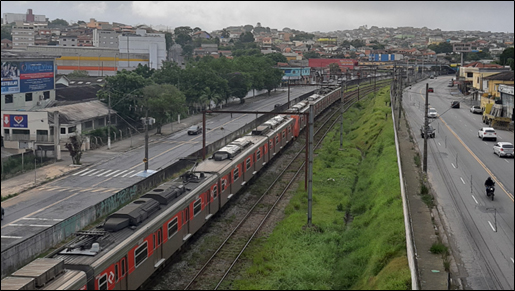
[118,29,166,70]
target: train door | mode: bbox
[183,207,190,240]
[153,229,163,269]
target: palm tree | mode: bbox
[199,87,222,110]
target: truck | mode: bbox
[482,103,511,130]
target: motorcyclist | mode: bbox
[484,177,495,195]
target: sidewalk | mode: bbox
[1,114,203,199]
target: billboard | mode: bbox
[1,61,55,94]
[3,114,28,128]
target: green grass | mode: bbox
[430,242,448,255]
[232,86,410,290]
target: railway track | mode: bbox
[182,83,388,290]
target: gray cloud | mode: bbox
[1,1,513,33]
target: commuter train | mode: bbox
[2,86,343,290]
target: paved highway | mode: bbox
[1,86,316,250]
[403,76,514,290]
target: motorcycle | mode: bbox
[486,186,495,201]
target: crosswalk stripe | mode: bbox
[104,170,120,177]
[80,169,98,176]
[112,170,128,177]
[73,168,92,175]
[97,169,113,176]
[130,171,142,177]
[121,170,135,177]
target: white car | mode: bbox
[428,108,438,118]
[470,106,482,114]
[493,142,514,158]
[478,127,497,141]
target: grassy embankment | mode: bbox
[233,86,411,290]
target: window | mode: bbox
[43,91,50,99]
[282,131,286,139]
[212,185,218,198]
[221,179,227,191]
[167,217,178,238]
[61,128,66,134]
[84,121,93,129]
[25,93,32,102]
[114,264,119,282]
[234,167,239,181]
[193,198,202,216]
[246,158,251,170]
[269,140,273,149]
[5,94,13,103]
[256,149,261,161]
[68,126,76,133]
[98,274,107,290]
[120,258,126,277]
[276,136,279,144]
[134,241,148,268]
[153,234,156,250]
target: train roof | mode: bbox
[52,173,217,267]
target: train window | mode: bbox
[221,179,226,191]
[168,217,178,238]
[135,241,148,268]
[234,167,239,181]
[288,126,291,133]
[282,131,286,139]
[246,158,251,170]
[212,185,218,198]
[193,198,202,217]
[98,273,107,290]
[256,149,261,161]
[153,234,156,250]
[269,140,273,149]
[115,263,119,282]
[120,258,126,277]
[276,136,279,144]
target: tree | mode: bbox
[221,29,230,39]
[243,24,253,32]
[264,52,288,64]
[133,64,155,79]
[67,70,89,77]
[227,72,251,103]
[175,33,192,46]
[199,86,223,109]
[303,51,321,59]
[239,31,255,43]
[328,63,341,78]
[174,26,193,36]
[1,24,13,40]
[499,47,514,67]
[49,18,69,27]
[65,134,85,165]
[262,66,284,95]
[164,32,174,51]
[141,84,187,134]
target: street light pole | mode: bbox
[107,93,111,149]
[144,106,149,171]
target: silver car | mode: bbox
[493,142,514,158]
[428,108,438,118]
[470,106,482,114]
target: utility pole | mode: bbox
[287,77,291,108]
[307,104,314,227]
[54,111,61,161]
[107,93,111,149]
[144,106,149,172]
[423,83,429,173]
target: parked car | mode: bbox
[470,105,482,114]
[451,101,460,108]
[428,108,438,118]
[420,124,435,138]
[478,127,497,141]
[187,125,202,135]
[430,75,434,79]
[428,87,434,93]
[493,142,514,158]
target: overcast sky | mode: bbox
[2,1,514,33]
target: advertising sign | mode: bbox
[3,114,29,128]
[1,61,54,94]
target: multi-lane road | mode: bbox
[403,76,514,290]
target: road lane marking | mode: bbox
[451,163,456,169]
[104,170,120,177]
[84,169,102,176]
[112,170,128,177]
[73,168,91,175]
[438,118,514,202]
[97,169,112,176]
[460,177,466,184]
[472,195,478,204]
[504,159,510,164]
[511,257,514,264]
[80,169,97,176]
[1,236,22,239]
[438,142,441,146]
[21,218,63,221]
[130,171,142,177]
[121,170,135,177]
[488,221,496,232]
[9,224,51,227]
